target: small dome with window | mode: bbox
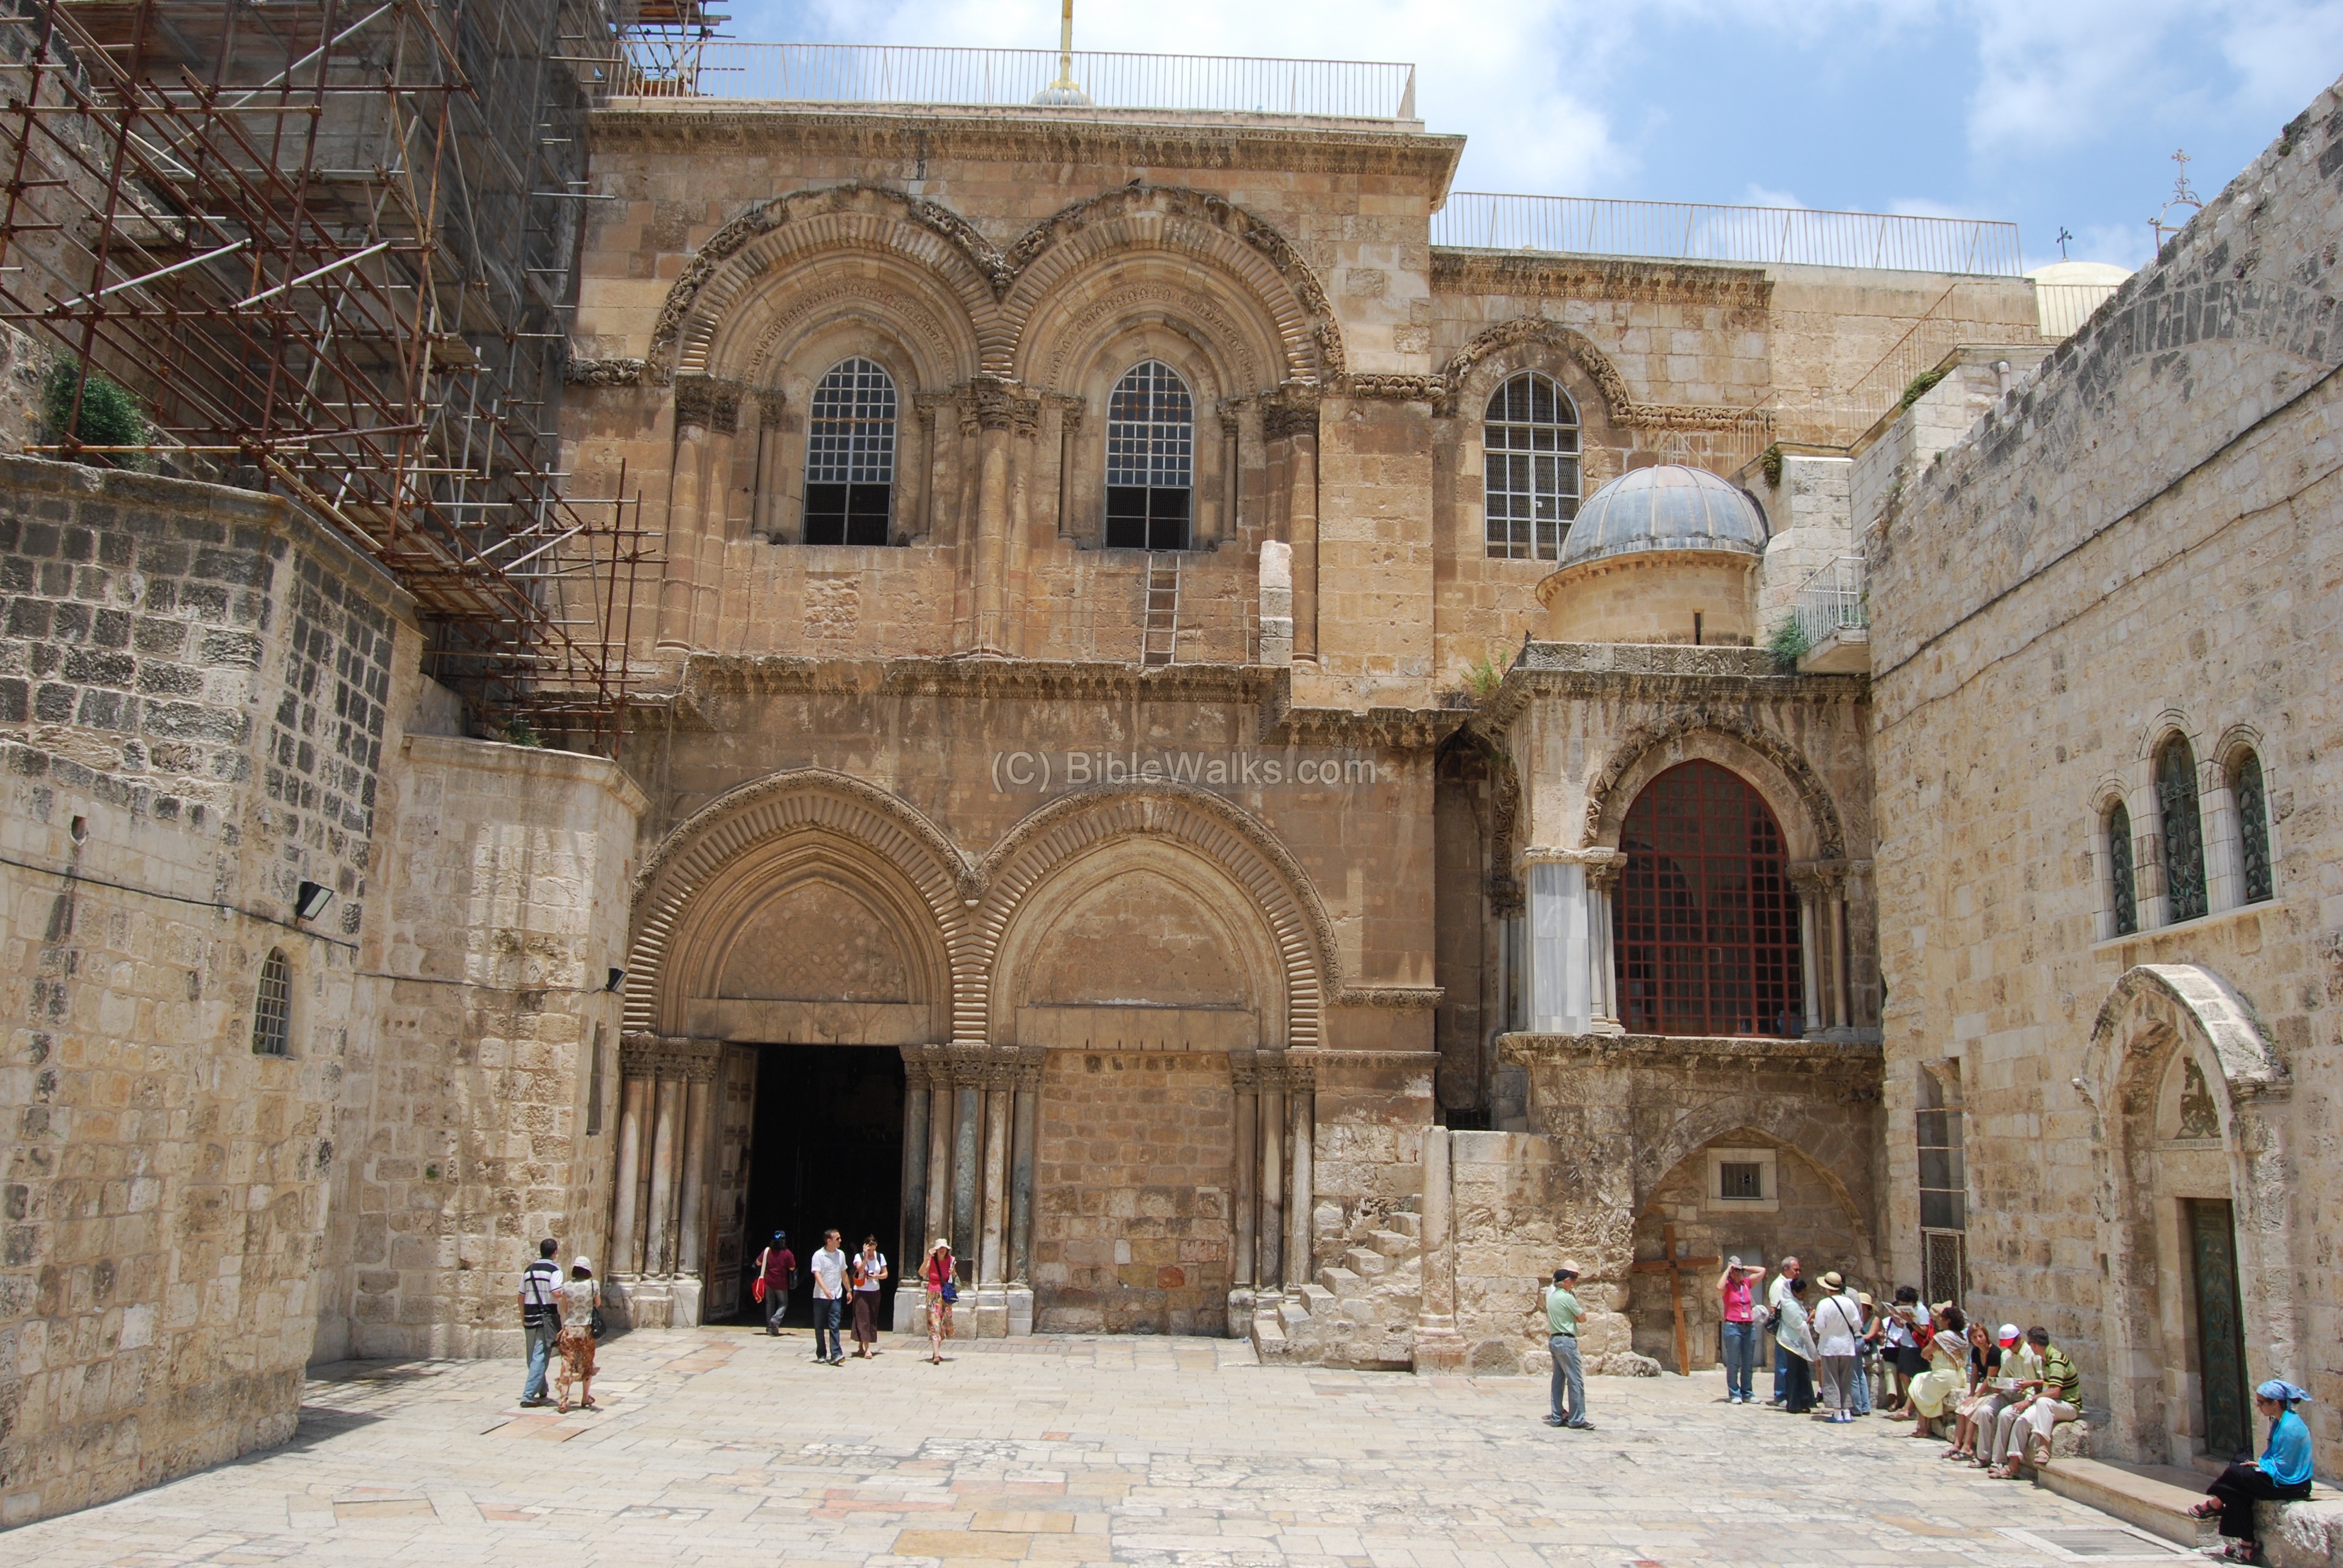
[1536,465,1769,646]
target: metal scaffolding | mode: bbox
[0,1,687,749]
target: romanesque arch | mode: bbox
[2082,963,2293,1464]
[623,769,977,1040]
[1437,318,1642,422]
[1585,714,1845,860]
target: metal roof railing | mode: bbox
[1434,193,2024,276]
[614,41,1419,119]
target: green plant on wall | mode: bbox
[40,359,148,460]
[1896,365,1950,413]
[1465,653,1505,703]
[500,716,544,748]
[1767,616,1810,671]
[1759,443,1784,486]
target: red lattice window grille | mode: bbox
[1614,761,1804,1037]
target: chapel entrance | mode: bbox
[2187,1198,2251,1459]
[733,1043,905,1327]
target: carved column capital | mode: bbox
[756,388,788,429]
[1261,382,1320,443]
[1229,1048,1260,1093]
[970,377,1041,434]
[674,374,744,435]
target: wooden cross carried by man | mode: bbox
[1631,1223,1720,1376]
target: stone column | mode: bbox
[1266,388,1320,663]
[896,1053,933,1333]
[1524,851,1591,1034]
[1583,849,1625,1034]
[1285,1056,1316,1291]
[1791,868,1826,1035]
[1258,1066,1286,1290]
[926,1076,951,1258]
[1826,868,1852,1033]
[1006,1048,1043,1336]
[676,1062,716,1278]
[951,1077,981,1276]
[657,399,707,651]
[1230,1051,1259,1296]
[1413,1125,1466,1371]
[691,382,742,646]
[752,390,787,541]
[646,1075,685,1274]
[609,1062,653,1276]
[967,380,1036,657]
[980,1076,1011,1284]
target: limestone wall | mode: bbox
[0,456,416,1525]
[312,736,644,1362]
[1869,73,2343,1471]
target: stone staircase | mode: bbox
[1251,1200,1422,1370]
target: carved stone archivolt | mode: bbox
[1431,316,1769,436]
[1582,709,1850,860]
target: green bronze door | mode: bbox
[2187,1198,2251,1459]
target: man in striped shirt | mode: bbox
[517,1238,563,1407]
[1987,1326,2080,1478]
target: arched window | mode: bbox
[251,947,291,1056]
[1613,760,1802,1037]
[1105,360,1194,550]
[2229,750,2272,904]
[1483,371,1580,561]
[2156,736,2207,923]
[2106,801,2138,937]
[804,357,896,546]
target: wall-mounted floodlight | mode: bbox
[294,880,335,922]
[606,967,627,993]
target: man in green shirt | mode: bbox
[1544,1264,1594,1430]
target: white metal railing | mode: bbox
[1794,556,1866,650]
[1434,193,2024,276]
[612,41,1418,119]
[2034,281,2122,339]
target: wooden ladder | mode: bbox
[1141,551,1180,666]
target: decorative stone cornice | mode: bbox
[1332,985,1446,1009]
[1311,1048,1441,1068]
[1432,249,1773,310]
[1470,642,1867,736]
[1498,1030,1883,1068]
[565,356,647,387]
[1520,844,1627,867]
[1342,373,1440,402]
[591,104,1466,191]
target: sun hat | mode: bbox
[932,1236,953,1252]
[1997,1324,2022,1344]
[1858,1292,1875,1307]
[573,1256,592,1272]
[1821,1270,1844,1289]
[1555,1261,1581,1279]
[2257,1379,2313,1403]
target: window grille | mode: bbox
[2231,752,2272,904]
[1105,360,1194,550]
[586,1024,606,1136]
[1614,760,1803,1037]
[1718,1161,1763,1200]
[1916,1109,1965,1230]
[251,947,291,1056]
[1921,1229,1967,1310]
[804,358,897,546]
[2157,738,2207,923]
[2106,802,2137,936]
[1482,372,1580,560]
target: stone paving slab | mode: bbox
[4,1328,2194,1567]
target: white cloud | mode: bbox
[1743,184,1808,208]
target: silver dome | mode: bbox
[1559,465,1769,567]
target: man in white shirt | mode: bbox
[810,1229,848,1365]
[1812,1272,1865,1422]
[1765,1256,1803,1406]
[516,1237,562,1406]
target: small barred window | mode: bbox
[2231,751,2272,904]
[2157,737,2207,923]
[804,358,897,546]
[1105,360,1194,550]
[2106,802,2137,937]
[251,947,291,1056]
[1483,372,1580,560]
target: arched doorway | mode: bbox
[1614,760,1804,1037]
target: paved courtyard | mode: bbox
[10,1327,2195,1567]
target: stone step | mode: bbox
[2036,1459,2219,1550]
[1297,1283,1335,1318]
[1380,1212,1422,1240]
[1278,1300,1310,1335]
[1368,1229,1416,1258]
[1317,1264,1360,1295]
[1345,1247,1391,1279]
[1250,1308,1286,1351]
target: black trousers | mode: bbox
[2207,1462,2311,1540]
[1783,1353,1816,1413]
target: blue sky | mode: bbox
[715,0,2343,271]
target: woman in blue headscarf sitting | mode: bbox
[2189,1379,2316,1562]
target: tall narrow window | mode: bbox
[586,1023,606,1136]
[804,357,896,546]
[251,947,291,1056]
[1916,1064,1967,1307]
[1105,360,1193,550]
[2157,737,2207,923]
[2230,751,2272,904]
[2106,802,2138,936]
[1613,760,1803,1037]
[1483,371,1581,561]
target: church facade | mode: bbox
[5,55,2338,1528]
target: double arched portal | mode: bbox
[605,773,1334,1338]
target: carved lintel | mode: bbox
[1343,373,1440,403]
[619,1031,723,1082]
